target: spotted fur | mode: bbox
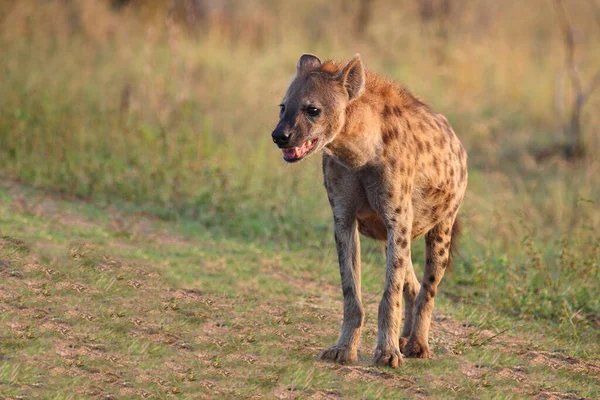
[272,54,468,367]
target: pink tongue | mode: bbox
[282,140,316,159]
[283,146,304,158]
[283,148,297,158]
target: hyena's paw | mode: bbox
[373,346,403,368]
[318,345,357,364]
[402,339,431,359]
[399,337,409,353]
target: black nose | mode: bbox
[271,128,291,146]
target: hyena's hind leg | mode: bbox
[399,265,420,353]
[403,213,460,358]
[383,243,418,353]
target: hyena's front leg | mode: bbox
[319,216,363,364]
[404,214,456,358]
[373,202,413,367]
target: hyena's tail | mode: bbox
[447,216,462,272]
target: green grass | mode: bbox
[0,181,598,399]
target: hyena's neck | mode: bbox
[324,102,382,169]
[324,77,423,170]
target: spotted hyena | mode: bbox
[271,54,467,367]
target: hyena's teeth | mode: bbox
[282,138,317,160]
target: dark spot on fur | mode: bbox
[393,106,402,117]
[428,275,435,283]
[444,228,450,235]
[389,158,397,168]
[435,236,443,243]
[438,248,445,257]
[383,105,392,118]
[396,258,404,268]
[395,207,402,214]
[390,217,396,223]
[400,226,407,235]
[400,239,408,249]
[387,191,394,199]
[426,141,432,153]
[418,141,424,153]
[406,120,412,131]
[382,126,400,144]
[382,131,392,145]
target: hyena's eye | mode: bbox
[279,104,285,115]
[306,106,321,118]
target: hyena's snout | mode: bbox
[271,124,292,147]
[272,123,318,163]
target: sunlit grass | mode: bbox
[0,0,598,340]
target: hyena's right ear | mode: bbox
[297,54,322,75]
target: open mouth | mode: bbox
[281,138,318,162]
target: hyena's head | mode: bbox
[271,53,365,163]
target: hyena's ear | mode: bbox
[338,54,365,101]
[297,54,321,75]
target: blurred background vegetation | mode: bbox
[0,0,598,331]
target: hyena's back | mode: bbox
[339,109,467,244]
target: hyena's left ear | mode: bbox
[338,54,365,101]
